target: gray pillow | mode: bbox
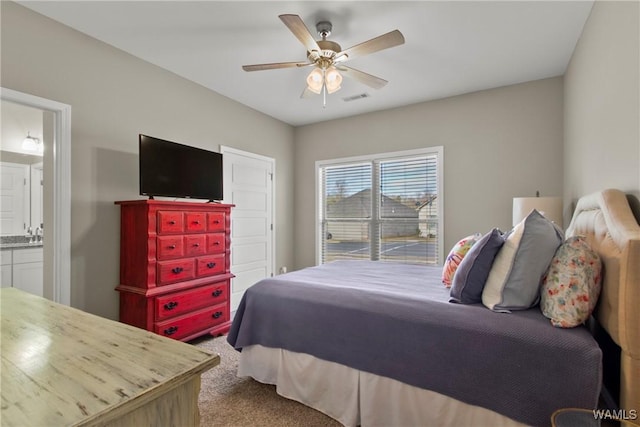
[482,210,564,312]
[449,228,505,304]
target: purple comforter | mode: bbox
[227,260,601,426]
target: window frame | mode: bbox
[315,146,444,266]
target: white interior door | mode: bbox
[0,162,29,236]
[221,146,274,312]
[31,163,43,229]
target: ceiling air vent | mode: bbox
[342,93,370,102]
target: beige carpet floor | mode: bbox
[193,335,342,427]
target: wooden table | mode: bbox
[0,288,219,426]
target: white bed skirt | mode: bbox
[238,344,529,427]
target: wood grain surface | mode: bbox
[0,288,219,426]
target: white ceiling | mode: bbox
[18,1,594,127]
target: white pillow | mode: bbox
[482,210,563,312]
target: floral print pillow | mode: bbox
[442,233,481,287]
[540,236,602,328]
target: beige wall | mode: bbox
[1,2,295,319]
[294,77,565,269]
[564,0,640,219]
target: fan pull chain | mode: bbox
[322,69,327,108]
[323,85,327,108]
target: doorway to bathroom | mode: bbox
[0,88,71,305]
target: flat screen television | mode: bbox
[139,134,223,201]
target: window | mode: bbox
[317,147,443,265]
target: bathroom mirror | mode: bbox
[0,100,45,238]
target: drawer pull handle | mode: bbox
[171,267,184,274]
[169,220,176,225]
[193,220,201,225]
[164,301,178,310]
[213,242,220,246]
[212,289,223,297]
[168,244,176,249]
[207,262,216,269]
[193,243,200,247]
[164,326,178,336]
[212,311,223,319]
[213,220,220,224]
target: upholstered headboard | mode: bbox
[565,189,640,412]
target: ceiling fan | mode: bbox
[242,14,405,103]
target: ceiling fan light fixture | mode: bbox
[326,84,341,95]
[325,67,342,93]
[306,68,324,94]
[243,15,405,104]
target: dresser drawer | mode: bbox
[158,211,184,234]
[184,235,207,256]
[185,212,206,233]
[207,212,225,232]
[196,254,225,277]
[157,235,184,260]
[207,233,225,254]
[155,281,228,321]
[157,259,195,285]
[155,304,228,340]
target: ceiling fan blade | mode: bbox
[242,61,312,72]
[279,14,321,53]
[339,66,388,90]
[300,86,318,99]
[336,30,405,62]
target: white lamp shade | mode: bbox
[325,67,342,94]
[306,69,323,94]
[513,196,562,228]
[22,134,43,154]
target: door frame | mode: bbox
[220,145,276,280]
[1,87,71,305]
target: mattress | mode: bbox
[228,260,602,426]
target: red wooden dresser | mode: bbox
[115,199,233,341]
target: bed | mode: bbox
[227,189,640,427]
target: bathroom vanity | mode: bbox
[0,244,43,296]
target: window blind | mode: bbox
[319,149,441,265]
[321,163,372,262]
[378,156,438,264]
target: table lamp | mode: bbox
[513,192,562,228]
